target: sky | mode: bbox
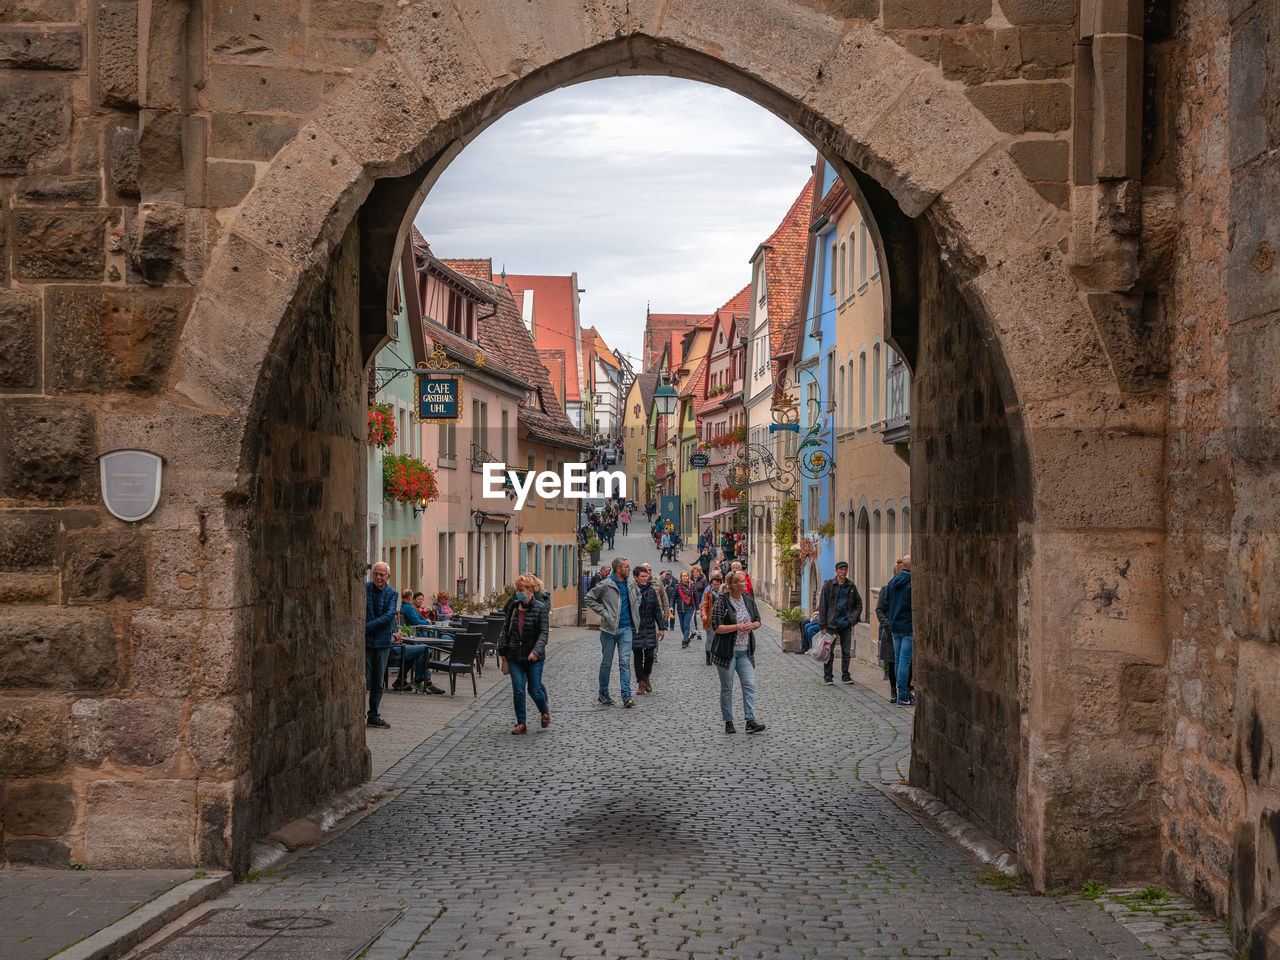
[414,76,816,368]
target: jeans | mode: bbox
[633,646,655,681]
[599,627,633,701]
[678,610,693,643]
[823,625,853,681]
[704,621,714,652]
[893,631,913,699]
[365,646,391,719]
[394,643,430,684]
[507,657,548,726]
[802,620,822,652]
[621,523,628,534]
[717,650,756,722]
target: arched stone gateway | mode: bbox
[1,0,1276,944]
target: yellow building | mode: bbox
[621,373,658,504]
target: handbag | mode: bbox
[808,630,834,662]
[500,657,509,676]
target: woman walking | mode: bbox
[620,506,631,535]
[632,565,665,694]
[675,570,697,648]
[709,571,766,734]
[498,573,550,734]
[700,571,723,665]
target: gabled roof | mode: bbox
[681,357,709,419]
[630,372,659,418]
[645,312,701,372]
[592,329,620,370]
[759,175,816,372]
[716,284,752,324]
[439,257,494,281]
[468,276,590,451]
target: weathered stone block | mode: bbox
[0,75,71,175]
[72,697,182,766]
[1229,320,1280,463]
[1001,0,1073,23]
[130,608,199,696]
[0,572,58,603]
[0,25,81,69]
[137,110,185,200]
[4,838,71,866]
[15,175,100,205]
[209,112,299,162]
[0,512,57,569]
[206,159,256,209]
[938,25,1022,83]
[4,780,74,835]
[1091,33,1143,179]
[883,0,990,28]
[187,700,244,774]
[107,122,140,198]
[822,0,878,17]
[1017,25,1073,78]
[210,0,304,65]
[63,529,146,603]
[205,63,327,114]
[966,80,1071,133]
[143,0,190,111]
[1009,137,1069,182]
[95,0,138,108]
[0,697,69,775]
[13,208,107,280]
[0,288,40,391]
[0,608,118,690]
[85,779,196,867]
[0,0,75,21]
[0,398,96,501]
[1229,471,1280,646]
[196,609,248,695]
[44,285,190,394]
[1228,156,1280,325]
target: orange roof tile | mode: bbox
[502,273,582,404]
[439,257,494,281]
[761,176,816,373]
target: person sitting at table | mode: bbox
[412,591,434,622]
[399,590,445,694]
[433,591,455,624]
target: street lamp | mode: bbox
[653,375,679,418]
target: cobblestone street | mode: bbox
[145,530,1221,960]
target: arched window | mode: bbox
[901,504,911,558]
[858,350,867,427]
[871,508,882,589]
[856,509,870,622]
[839,242,847,300]
[885,507,896,570]
[846,354,855,422]
[836,365,845,433]
[872,342,881,422]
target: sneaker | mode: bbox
[424,683,446,695]
[623,699,636,708]
[823,677,834,685]
[367,716,390,728]
[724,721,737,734]
[898,694,916,706]
[745,719,766,734]
[598,694,615,706]
[842,676,855,684]
[540,711,551,728]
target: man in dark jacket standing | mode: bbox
[818,561,863,685]
[883,555,913,705]
[365,561,399,728]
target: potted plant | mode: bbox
[367,402,397,448]
[778,606,807,653]
[586,533,603,564]
[382,453,439,505]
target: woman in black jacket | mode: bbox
[632,566,666,695]
[709,570,766,734]
[498,573,550,734]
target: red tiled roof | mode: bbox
[501,274,582,404]
[762,176,816,373]
[716,284,752,324]
[467,276,590,451]
[645,312,702,373]
[439,257,494,281]
[682,357,709,419]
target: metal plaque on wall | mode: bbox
[98,449,164,522]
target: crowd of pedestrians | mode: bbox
[363,528,913,737]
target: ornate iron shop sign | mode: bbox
[415,347,463,423]
[729,369,835,498]
[97,449,163,522]
[689,452,710,468]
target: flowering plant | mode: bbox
[382,453,439,505]
[367,402,396,448]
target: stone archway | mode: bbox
[38,2,1168,888]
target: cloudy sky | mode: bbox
[414,76,816,367]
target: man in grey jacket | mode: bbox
[584,556,642,708]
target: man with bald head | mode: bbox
[365,561,400,728]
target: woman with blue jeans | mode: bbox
[708,571,766,735]
[498,574,550,734]
[674,570,697,647]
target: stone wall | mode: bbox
[241,221,369,863]
[908,226,1021,852]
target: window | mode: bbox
[562,545,571,588]
[859,351,867,427]
[519,542,527,573]
[553,546,559,588]
[837,366,846,433]
[439,421,456,462]
[829,240,837,296]
[838,242,847,300]
[501,409,509,465]
[806,383,818,429]
[872,343,881,423]
[859,221,869,289]
[848,229,856,296]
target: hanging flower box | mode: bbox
[382,453,439,505]
[367,402,397,448]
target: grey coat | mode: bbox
[584,575,643,634]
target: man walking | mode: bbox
[818,560,863,685]
[365,562,399,728]
[584,557,642,708]
[883,555,914,705]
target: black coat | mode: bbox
[875,585,893,662]
[632,582,665,650]
[818,577,863,632]
[498,599,549,662]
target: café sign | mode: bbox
[98,449,163,522]
[416,373,461,422]
[689,452,710,468]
